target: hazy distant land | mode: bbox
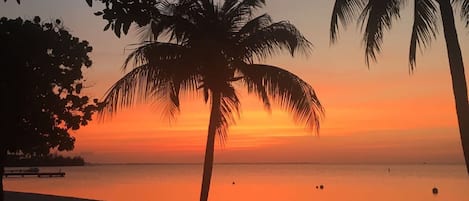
[6,154,85,167]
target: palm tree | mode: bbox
[100,1,324,200]
[330,0,469,173]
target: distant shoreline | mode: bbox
[5,191,99,201]
[6,154,85,167]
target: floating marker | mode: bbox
[432,187,438,195]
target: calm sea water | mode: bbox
[4,164,469,201]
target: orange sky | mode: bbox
[1,0,468,163]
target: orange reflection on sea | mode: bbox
[5,164,469,201]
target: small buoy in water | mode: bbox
[319,185,324,190]
[232,181,235,185]
[432,187,438,195]
[315,186,319,189]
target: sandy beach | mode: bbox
[5,191,99,201]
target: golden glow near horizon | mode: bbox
[1,0,468,163]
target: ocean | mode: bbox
[4,164,469,201]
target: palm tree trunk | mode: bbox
[0,148,5,201]
[438,0,469,174]
[200,91,221,201]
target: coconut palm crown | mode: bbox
[99,0,323,200]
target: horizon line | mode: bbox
[85,161,465,166]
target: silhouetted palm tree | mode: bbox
[100,0,323,200]
[330,0,469,173]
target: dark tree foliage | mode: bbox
[86,0,162,37]
[0,17,101,155]
[0,16,102,201]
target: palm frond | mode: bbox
[238,21,312,62]
[199,0,216,16]
[145,16,177,42]
[222,0,265,12]
[217,85,241,143]
[222,0,265,15]
[123,41,186,70]
[453,0,469,27]
[221,0,239,13]
[100,64,161,118]
[223,0,266,29]
[138,1,200,43]
[168,1,207,44]
[101,59,200,121]
[464,0,469,26]
[330,0,365,43]
[358,0,402,65]
[409,0,438,70]
[138,1,182,40]
[237,65,271,111]
[238,64,324,132]
[167,17,198,44]
[238,13,272,35]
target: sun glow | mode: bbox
[2,0,465,164]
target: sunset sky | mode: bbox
[1,0,468,164]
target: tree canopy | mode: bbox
[88,1,323,200]
[90,0,323,136]
[0,16,102,155]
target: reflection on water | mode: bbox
[4,164,469,201]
